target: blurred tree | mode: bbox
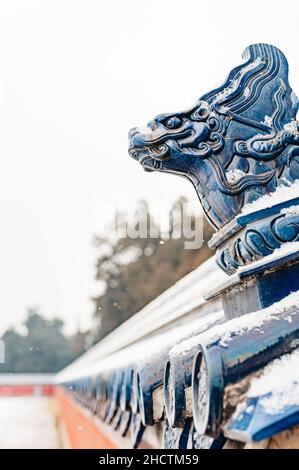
[91,197,215,342]
[0,309,87,373]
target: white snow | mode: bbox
[212,58,263,105]
[262,115,272,126]
[170,291,299,356]
[281,205,299,216]
[226,169,246,184]
[169,311,224,358]
[0,374,54,385]
[241,179,299,215]
[284,121,299,134]
[245,349,299,415]
[238,241,299,274]
[244,87,250,98]
[0,397,60,448]
[77,310,224,377]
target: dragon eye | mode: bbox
[164,116,181,129]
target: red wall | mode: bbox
[0,384,53,396]
[54,387,117,449]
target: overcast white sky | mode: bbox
[0,0,298,334]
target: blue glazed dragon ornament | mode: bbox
[128,44,299,230]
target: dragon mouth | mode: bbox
[128,148,163,172]
[128,147,150,161]
[128,127,196,173]
[141,157,163,172]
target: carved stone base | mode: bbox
[205,250,299,319]
[209,196,299,275]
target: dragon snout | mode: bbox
[128,127,141,161]
[128,126,153,158]
[128,126,150,149]
[128,124,171,163]
[128,127,140,140]
[128,127,152,162]
[128,127,143,161]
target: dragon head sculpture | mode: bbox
[128,44,299,229]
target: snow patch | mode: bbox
[247,349,299,415]
[226,169,246,184]
[241,179,299,215]
[284,121,299,134]
[244,87,250,98]
[238,241,299,274]
[0,397,59,449]
[80,310,224,376]
[281,205,299,216]
[170,291,299,357]
[262,115,272,126]
[212,58,263,105]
